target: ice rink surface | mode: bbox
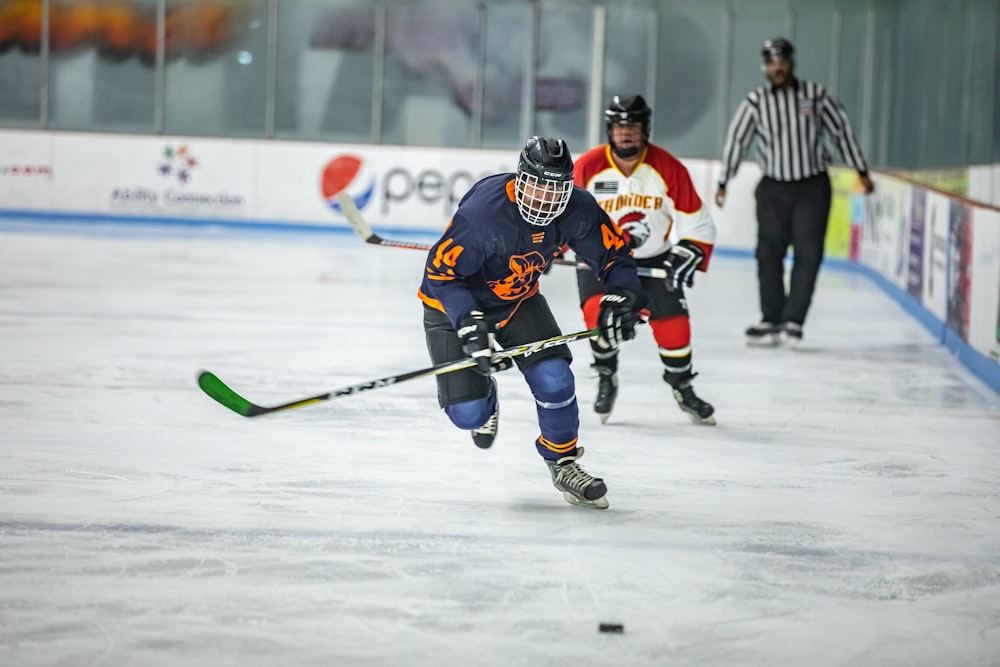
[1,226,998,667]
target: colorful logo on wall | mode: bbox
[321,155,375,214]
[157,144,198,184]
[0,164,52,177]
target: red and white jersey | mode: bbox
[573,143,716,266]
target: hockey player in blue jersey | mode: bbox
[418,136,646,509]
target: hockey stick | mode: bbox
[336,192,668,280]
[198,327,600,418]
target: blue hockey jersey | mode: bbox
[418,173,642,328]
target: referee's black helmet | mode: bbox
[762,38,794,62]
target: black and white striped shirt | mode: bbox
[718,79,869,185]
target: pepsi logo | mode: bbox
[321,155,375,214]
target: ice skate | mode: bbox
[745,321,781,347]
[781,322,803,348]
[470,379,499,449]
[545,448,609,509]
[664,372,716,426]
[593,365,618,424]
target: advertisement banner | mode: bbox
[255,142,515,230]
[922,192,951,322]
[705,160,760,251]
[859,176,910,289]
[0,130,55,208]
[966,208,1000,362]
[826,167,857,259]
[895,167,969,197]
[0,130,763,247]
[946,201,972,341]
[907,189,926,299]
[849,192,865,261]
[51,133,253,218]
[253,140,356,226]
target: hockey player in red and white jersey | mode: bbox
[573,94,718,425]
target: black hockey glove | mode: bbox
[457,310,495,375]
[664,240,706,290]
[596,287,646,350]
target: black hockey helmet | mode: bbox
[762,37,794,62]
[515,136,574,226]
[605,94,651,157]
[517,136,574,182]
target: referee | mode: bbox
[715,37,874,347]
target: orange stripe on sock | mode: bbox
[538,435,578,454]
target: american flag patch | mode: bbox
[799,98,815,117]
[594,181,618,195]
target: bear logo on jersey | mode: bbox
[488,251,547,300]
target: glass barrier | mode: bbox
[46,0,156,132]
[0,0,996,175]
[163,0,269,138]
[274,1,377,142]
[0,4,41,126]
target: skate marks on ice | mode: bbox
[1,230,999,666]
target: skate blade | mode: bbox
[562,492,609,510]
[684,411,717,426]
[746,334,780,347]
[472,438,495,449]
[597,411,611,424]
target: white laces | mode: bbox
[553,461,595,493]
[473,410,498,436]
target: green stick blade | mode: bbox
[197,371,259,417]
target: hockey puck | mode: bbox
[598,623,624,634]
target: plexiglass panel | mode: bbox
[791,0,835,89]
[0,2,42,126]
[726,1,787,132]
[966,0,999,164]
[274,1,376,143]
[162,0,269,138]
[0,0,995,172]
[379,1,481,147]
[47,0,156,132]
[481,3,528,150]
[602,3,654,145]
[834,0,867,151]
[530,7,593,152]
[653,0,728,159]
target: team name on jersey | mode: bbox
[597,194,665,214]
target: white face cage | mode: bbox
[514,171,573,226]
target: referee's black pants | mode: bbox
[754,173,832,326]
